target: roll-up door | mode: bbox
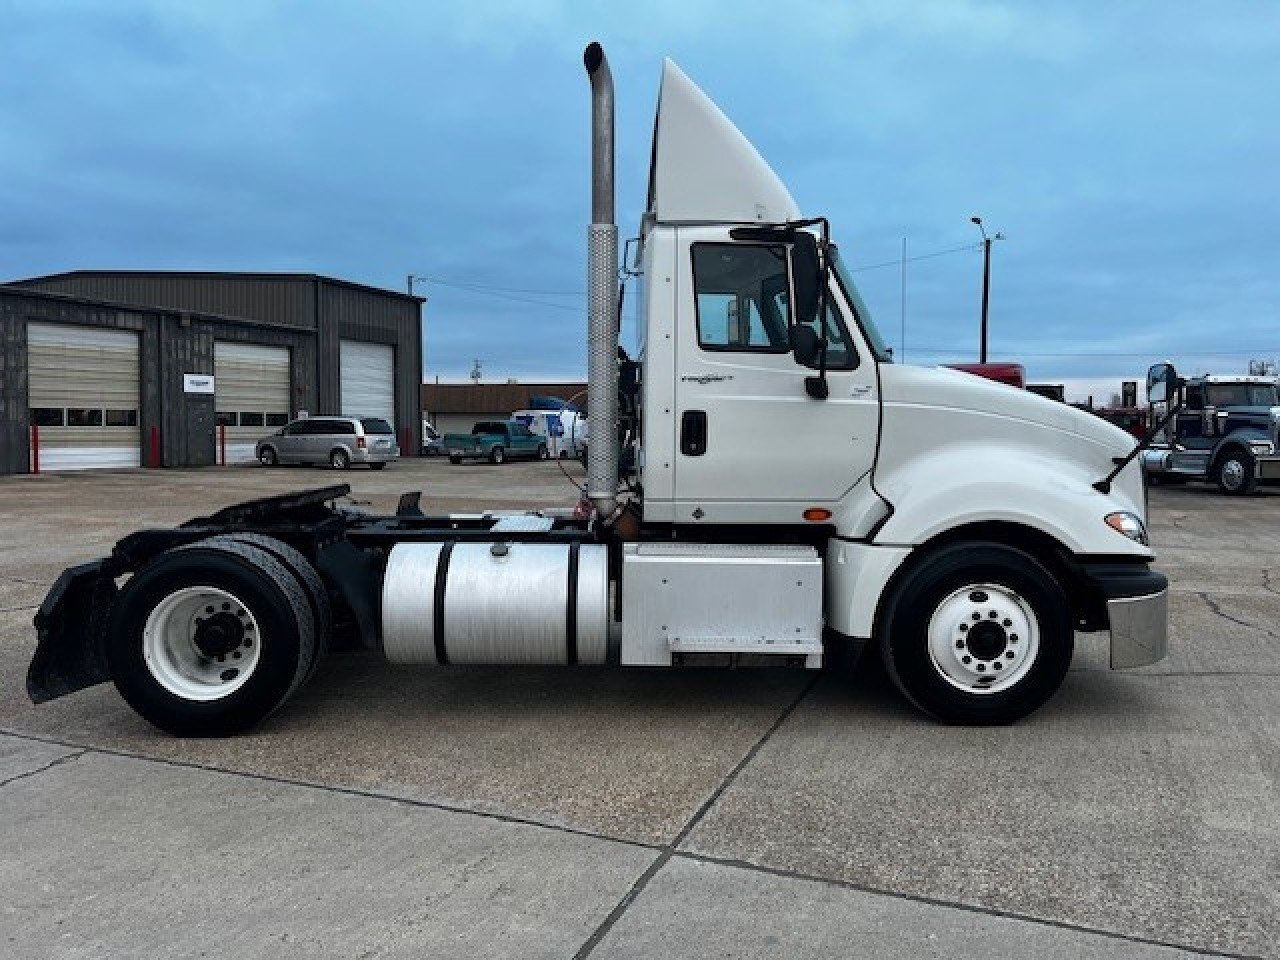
[340,340,395,425]
[214,342,291,463]
[27,322,140,470]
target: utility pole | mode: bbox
[969,217,1003,363]
[899,237,907,361]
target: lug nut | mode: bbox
[972,612,981,621]
[961,655,972,664]
[1005,651,1015,659]
[959,623,969,632]
[1002,619,1012,627]
[994,662,1003,670]
[977,663,986,672]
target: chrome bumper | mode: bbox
[1108,588,1169,669]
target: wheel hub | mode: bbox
[142,586,261,702]
[193,611,246,658]
[927,582,1041,695]
[965,620,1008,661]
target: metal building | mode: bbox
[1,272,423,474]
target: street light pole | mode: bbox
[970,217,1002,363]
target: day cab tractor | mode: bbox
[1141,369,1280,494]
[28,45,1168,736]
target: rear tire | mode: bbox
[106,541,317,736]
[369,462,387,470]
[1214,450,1257,495]
[878,542,1073,725]
[537,444,549,460]
[205,534,332,675]
[449,455,462,465]
[489,446,506,464]
[258,447,278,467]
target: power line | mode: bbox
[415,240,982,304]
[903,345,1280,359]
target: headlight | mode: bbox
[1249,440,1274,455]
[1104,511,1148,546]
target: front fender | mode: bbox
[865,442,1151,558]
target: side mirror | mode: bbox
[790,324,823,366]
[1146,361,1178,405]
[791,232,821,324]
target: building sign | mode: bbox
[183,373,215,394]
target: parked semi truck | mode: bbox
[27,45,1168,736]
[1141,371,1280,494]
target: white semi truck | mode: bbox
[28,44,1167,735]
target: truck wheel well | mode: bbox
[873,521,1088,644]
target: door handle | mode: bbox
[680,410,708,456]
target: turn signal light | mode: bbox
[803,507,833,523]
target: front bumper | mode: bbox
[1080,562,1169,668]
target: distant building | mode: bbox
[422,382,587,435]
[1,271,422,473]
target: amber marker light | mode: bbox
[803,508,833,522]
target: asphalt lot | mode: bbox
[0,459,1276,958]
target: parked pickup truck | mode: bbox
[445,420,550,464]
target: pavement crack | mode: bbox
[570,675,820,960]
[1198,591,1280,640]
[0,748,88,790]
[1262,568,1280,598]
[0,604,38,614]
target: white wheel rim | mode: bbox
[142,586,262,701]
[1221,459,1244,490]
[927,582,1040,695]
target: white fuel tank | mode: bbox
[381,541,609,665]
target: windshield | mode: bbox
[1206,383,1279,407]
[831,247,893,362]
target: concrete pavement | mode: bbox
[0,461,1274,958]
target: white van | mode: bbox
[511,409,585,459]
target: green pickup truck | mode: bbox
[444,420,550,464]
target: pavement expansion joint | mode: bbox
[570,673,822,960]
[0,726,658,852]
[0,747,88,790]
[669,850,1263,960]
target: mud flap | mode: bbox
[27,560,118,703]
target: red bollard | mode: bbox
[149,425,160,468]
[400,426,410,457]
[30,424,39,474]
[219,423,226,466]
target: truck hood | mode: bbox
[879,364,1135,458]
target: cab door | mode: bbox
[670,226,880,524]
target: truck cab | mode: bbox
[1142,373,1280,493]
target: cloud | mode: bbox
[2,1,1278,382]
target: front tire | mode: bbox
[106,540,318,736]
[448,455,462,465]
[537,444,549,461]
[489,446,506,464]
[1215,450,1257,495]
[369,461,387,470]
[330,448,350,470]
[878,542,1073,725]
[258,447,278,467]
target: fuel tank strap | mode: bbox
[432,540,457,665]
[566,540,581,665]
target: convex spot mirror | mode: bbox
[1146,362,1179,405]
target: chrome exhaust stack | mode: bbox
[584,41,619,520]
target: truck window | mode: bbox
[691,243,791,353]
[360,418,394,435]
[1207,383,1279,407]
[473,422,506,435]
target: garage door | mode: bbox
[28,322,140,471]
[340,340,395,425]
[214,342,291,464]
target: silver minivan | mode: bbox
[256,416,399,470]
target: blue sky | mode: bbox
[4,1,1278,393]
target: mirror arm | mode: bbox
[803,218,832,400]
[1093,394,1184,493]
